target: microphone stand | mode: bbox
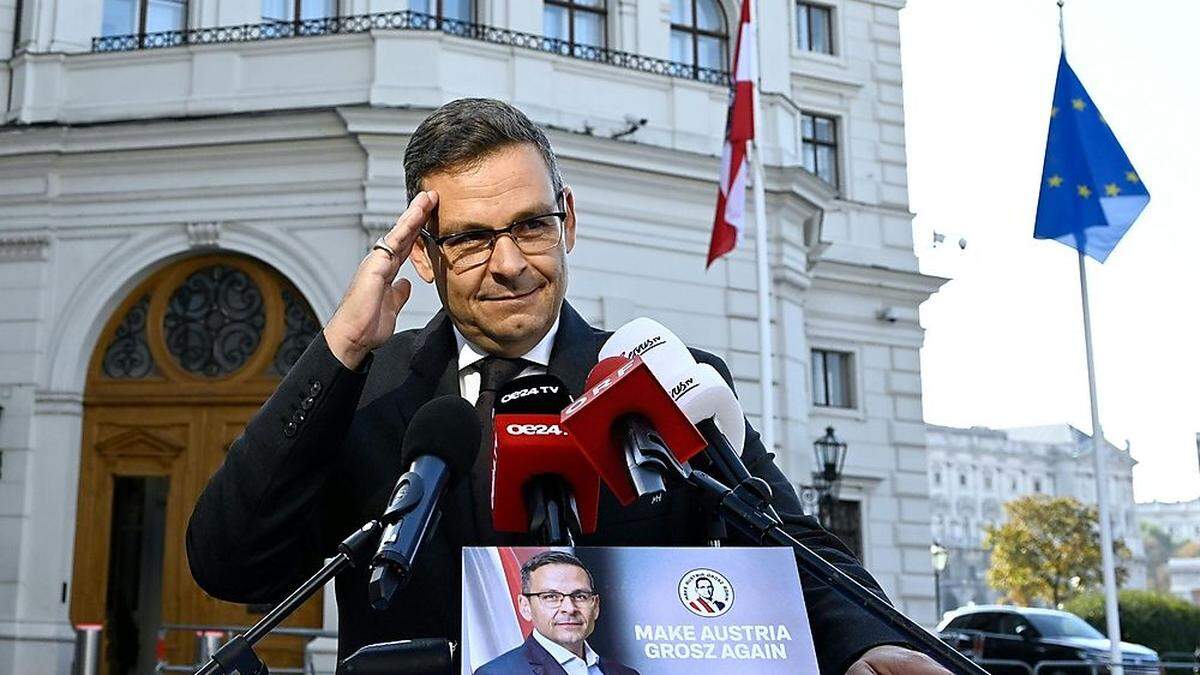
[524,476,581,545]
[631,440,989,675]
[194,521,382,675]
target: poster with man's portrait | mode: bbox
[462,546,819,674]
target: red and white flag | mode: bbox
[706,0,756,268]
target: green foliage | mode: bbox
[984,495,1128,606]
[1140,522,1179,592]
[1064,589,1200,654]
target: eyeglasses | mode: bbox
[521,590,598,608]
[421,191,567,271]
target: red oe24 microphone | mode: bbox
[560,355,706,505]
[492,373,600,540]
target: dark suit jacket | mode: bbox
[474,634,639,675]
[186,302,905,673]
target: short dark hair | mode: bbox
[403,98,564,205]
[520,550,594,593]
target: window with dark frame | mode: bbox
[669,0,728,78]
[102,0,187,38]
[544,0,607,53]
[827,499,862,560]
[409,0,473,22]
[811,348,853,408]
[796,1,834,55]
[261,0,337,22]
[802,112,840,187]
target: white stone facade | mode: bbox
[1167,557,1200,605]
[0,0,939,671]
[1136,498,1200,544]
[926,424,1148,611]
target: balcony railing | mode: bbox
[91,11,730,86]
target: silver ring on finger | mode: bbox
[372,236,396,260]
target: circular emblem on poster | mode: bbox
[678,568,734,617]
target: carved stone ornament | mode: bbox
[0,235,50,262]
[186,222,221,249]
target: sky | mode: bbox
[899,0,1200,503]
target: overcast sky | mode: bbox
[900,0,1200,503]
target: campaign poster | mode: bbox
[462,546,819,675]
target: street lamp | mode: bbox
[930,541,949,620]
[812,426,849,528]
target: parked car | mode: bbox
[937,605,1160,674]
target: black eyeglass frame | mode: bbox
[519,590,599,605]
[419,189,568,267]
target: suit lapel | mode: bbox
[524,635,569,675]
[548,302,604,398]
[393,310,457,426]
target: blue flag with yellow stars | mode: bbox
[1034,51,1150,262]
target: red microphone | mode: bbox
[560,355,706,505]
[491,373,599,538]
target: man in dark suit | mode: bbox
[475,551,638,675]
[186,98,947,674]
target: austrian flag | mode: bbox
[706,0,756,268]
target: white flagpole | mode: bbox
[747,0,775,453]
[1060,3,1122,672]
[1078,252,1123,675]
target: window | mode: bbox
[102,0,187,37]
[959,473,967,487]
[984,472,994,490]
[795,2,833,55]
[262,0,335,22]
[826,499,862,561]
[811,349,853,408]
[410,0,473,22]
[933,471,942,487]
[670,0,728,77]
[1033,479,1042,493]
[801,112,839,187]
[545,0,606,52]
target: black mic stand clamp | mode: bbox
[525,476,582,545]
[194,521,383,675]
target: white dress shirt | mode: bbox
[530,628,603,675]
[452,316,560,405]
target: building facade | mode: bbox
[926,424,1147,613]
[0,0,940,671]
[1167,557,1200,605]
[1136,498,1200,544]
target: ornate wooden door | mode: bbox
[71,255,324,674]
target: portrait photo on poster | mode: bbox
[461,546,819,675]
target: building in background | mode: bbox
[1167,557,1200,605]
[926,423,1147,612]
[1136,498,1200,544]
[0,0,940,672]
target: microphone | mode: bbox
[491,373,600,542]
[368,395,481,611]
[599,317,745,453]
[560,355,706,505]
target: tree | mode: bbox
[984,495,1128,606]
[1140,522,1179,592]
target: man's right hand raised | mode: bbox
[323,191,439,371]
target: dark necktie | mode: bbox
[470,356,530,541]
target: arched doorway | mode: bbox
[70,254,325,674]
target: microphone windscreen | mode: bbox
[494,373,573,414]
[400,395,481,478]
[599,317,696,380]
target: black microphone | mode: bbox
[368,395,480,611]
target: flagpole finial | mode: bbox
[1057,0,1066,49]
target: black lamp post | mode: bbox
[930,541,949,620]
[812,426,848,529]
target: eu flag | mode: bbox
[1034,51,1150,262]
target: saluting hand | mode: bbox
[323,191,439,370]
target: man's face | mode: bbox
[411,143,576,357]
[517,563,599,650]
[697,578,715,600]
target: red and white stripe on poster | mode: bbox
[706,0,756,268]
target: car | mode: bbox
[936,605,1161,674]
